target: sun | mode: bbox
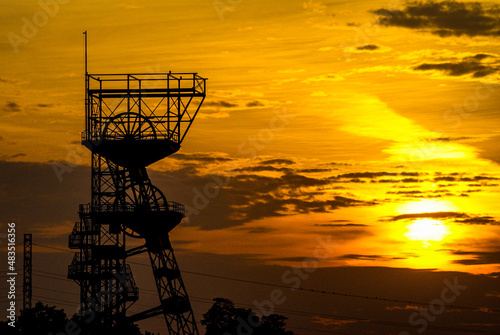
[405,218,449,242]
[395,199,456,245]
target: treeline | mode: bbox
[0,298,293,335]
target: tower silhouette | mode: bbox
[68,70,206,334]
[23,233,32,311]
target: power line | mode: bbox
[32,295,78,307]
[33,243,71,253]
[33,286,79,297]
[131,260,500,314]
[8,267,498,335]
[19,273,494,335]
[32,242,500,314]
[34,269,68,278]
[33,273,72,282]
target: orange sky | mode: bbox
[1,0,500,334]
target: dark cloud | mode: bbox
[0,77,17,84]
[271,256,315,262]
[378,179,400,183]
[401,178,420,183]
[414,57,498,78]
[385,211,500,225]
[279,172,333,188]
[387,190,423,195]
[456,216,500,225]
[315,223,368,227]
[150,166,378,230]
[434,176,456,182]
[356,44,379,50]
[334,172,397,179]
[196,174,373,228]
[463,189,481,193]
[472,175,499,181]
[198,193,377,230]
[260,159,296,165]
[469,53,492,61]
[297,168,332,173]
[1,101,22,112]
[337,254,401,261]
[346,178,366,183]
[468,182,499,187]
[458,175,499,182]
[437,183,458,187]
[329,219,353,223]
[386,211,467,221]
[487,272,500,278]
[453,251,500,265]
[232,165,293,173]
[170,152,233,162]
[400,172,421,176]
[429,136,475,142]
[0,159,377,232]
[372,1,500,37]
[1,153,27,159]
[326,162,353,166]
[204,100,238,108]
[394,185,420,188]
[234,226,276,234]
[36,103,54,108]
[246,101,265,107]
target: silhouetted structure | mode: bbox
[23,233,32,311]
[68,72,206,334]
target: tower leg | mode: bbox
[148,236,198,335]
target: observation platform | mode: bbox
[78,203,184,238]
[82,136,180,168]
[82,73,206,167]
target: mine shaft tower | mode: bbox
[68,71,206,334]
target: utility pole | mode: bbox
[23,234,32,311]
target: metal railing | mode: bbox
[87,73,206,94]
[79,201,185,216]
[82,72,206,144]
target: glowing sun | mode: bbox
[405,218,449,241]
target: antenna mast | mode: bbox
[83,31,87,75]
[83,31,88,133]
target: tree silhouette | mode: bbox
[70,313,142,335]
[0,301,69,334]
[0,301,144,335]
[20,302,68,334]
[201,298,293,335]
[258,314,293,335]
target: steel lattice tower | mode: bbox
[68,72,206,334]
[23,233,32,311]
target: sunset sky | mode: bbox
[1,0,500,334]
